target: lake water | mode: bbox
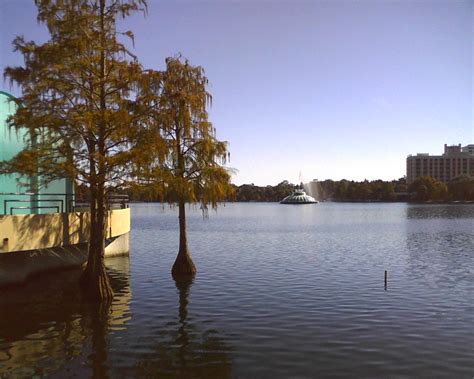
[0,203,473,378]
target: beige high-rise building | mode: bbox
[406,144,474,184]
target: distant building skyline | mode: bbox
[1,0,472,185]
[406,143,474,184]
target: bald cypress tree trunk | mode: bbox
[171,199,197,275]
[80,183,114,301]
[79,0,113,301]
[172,128,197,276]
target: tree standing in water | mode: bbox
[138,57,233,275]
[4,0,148,300]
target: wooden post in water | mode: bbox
[384,270,388,290]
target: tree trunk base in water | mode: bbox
[80,264,114,302]
[172,249,197,275]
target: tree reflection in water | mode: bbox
[0,259,232,378]
[81,300,112,379]
[0,256,131,378]
[136,275,233,378]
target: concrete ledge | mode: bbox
[0,233,130,287]
[0,244,88,287]
[105,232,130,257]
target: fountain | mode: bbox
[280,187,318,204]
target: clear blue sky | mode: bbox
[1,0,472,185]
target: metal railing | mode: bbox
[0,192,129,215]
[74,194,129,212]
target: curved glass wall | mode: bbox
[0,91,74,214]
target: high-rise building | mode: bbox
[406,144,474,184]
[462,144,474,154]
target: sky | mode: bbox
[1,0,472,185]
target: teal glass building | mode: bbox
[0,91,74,214]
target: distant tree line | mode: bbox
[313,178,407,202]
[407,175,474,202]
[123,175,474,203]
[231,180,298,202]
[316,175,472,202]
[227,179,406,202]
[319,175,473,202]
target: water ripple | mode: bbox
[0,203,473,378]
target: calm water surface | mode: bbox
[0,203,473,378]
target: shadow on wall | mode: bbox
[0,212,89,253]
[0,209,130,253]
